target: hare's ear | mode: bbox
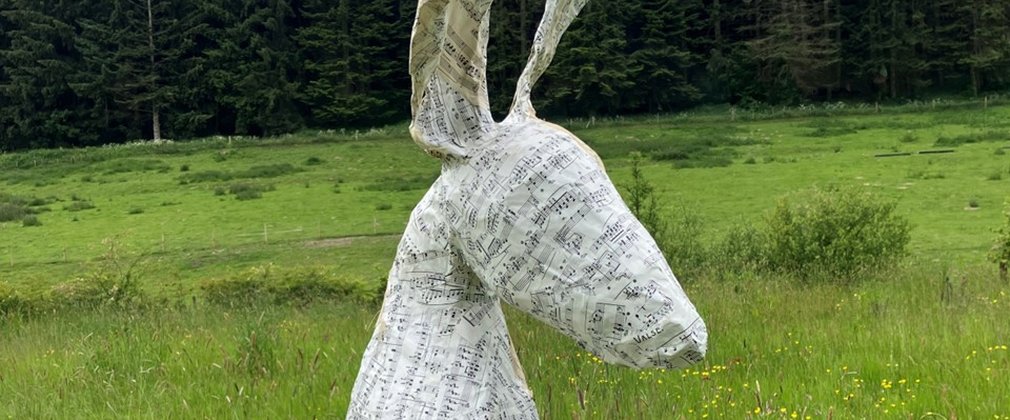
[409,0,495,159]
[508,0,589,120]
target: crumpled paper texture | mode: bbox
[348,1,707,418]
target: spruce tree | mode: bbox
[296,0,407,127]
[0,1,86,149]
[202,0,303,136]
[627,0,702,112]
[487,0,541,117]
[538,0,636,116]
[958,0,1010,95]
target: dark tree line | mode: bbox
[2,0,1010,150]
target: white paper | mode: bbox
[348,1,707,417]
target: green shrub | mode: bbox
[228,183,274,200]
[935,130,1010,147]
[233,189,262,201]
[375,203,392,211]
[623,153,708,277]
[359,172,439,192]
[765,186,911,280]
[304,156,324,166]
[179,164,301,185]
[64,201,96,212]
[712,224,768,271]
[624,152,665,239]
[127,207,144,215]
[213,149,234,162]
[802,120,858,138]
[0,281,28,316]
[239,163,299,179]
[0,203,28,222]
[201,264,381,307]
[100,159,170,174]
[991,202,1010,281]
[179,170,232,184]
[47,269,145,310]
[22,215,42,226]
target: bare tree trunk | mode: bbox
[147,0,161,141]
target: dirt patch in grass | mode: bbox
[303,234,401,249]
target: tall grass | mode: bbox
[1,264,1007,418]
[0,303,375,419]
[511,264,1010,418]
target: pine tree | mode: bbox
[626,0,702,112]
[748,0,840,100]
[73,0,210,141]
[487,0,544,117]
[922,0,967,93]
[296,0,408,127]
[958,0,1010,95]
[202,0,303,136]
[538,0,636,116]
[0,1,87,149]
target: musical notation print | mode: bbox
[348,1,707,418]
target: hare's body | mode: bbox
[348,1,706,418]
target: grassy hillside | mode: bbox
[2,104,1010,418]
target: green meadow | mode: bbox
[2,103,1010,418]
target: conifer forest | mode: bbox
[2,0,1010,150]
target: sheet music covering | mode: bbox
[348,1,707,417]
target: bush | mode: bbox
[179,170,232,184]
[359,172,439,192]
[200,264,382,307]
[229,183,274,200]
[47,268,145,310]
[0,203,28,222]
[623,153,707,277]
[712,224,768,271]
[239,163,299,179]
[991,202,1010,281]
[64,201,96,212]
[100,159,170,174]
[22,215,42,226]
[0,281,28,316]
[935,130,1010,147]
[764,186,911,280]
[233,189,262,201]
[179,164,301,184]
[899,132,919,143]
[304,156,324,166]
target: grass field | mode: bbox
[2,103,1010,418]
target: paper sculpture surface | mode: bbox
[347,1,707,418]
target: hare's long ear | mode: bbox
[508,0,589,120]
[409,0,495,159]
